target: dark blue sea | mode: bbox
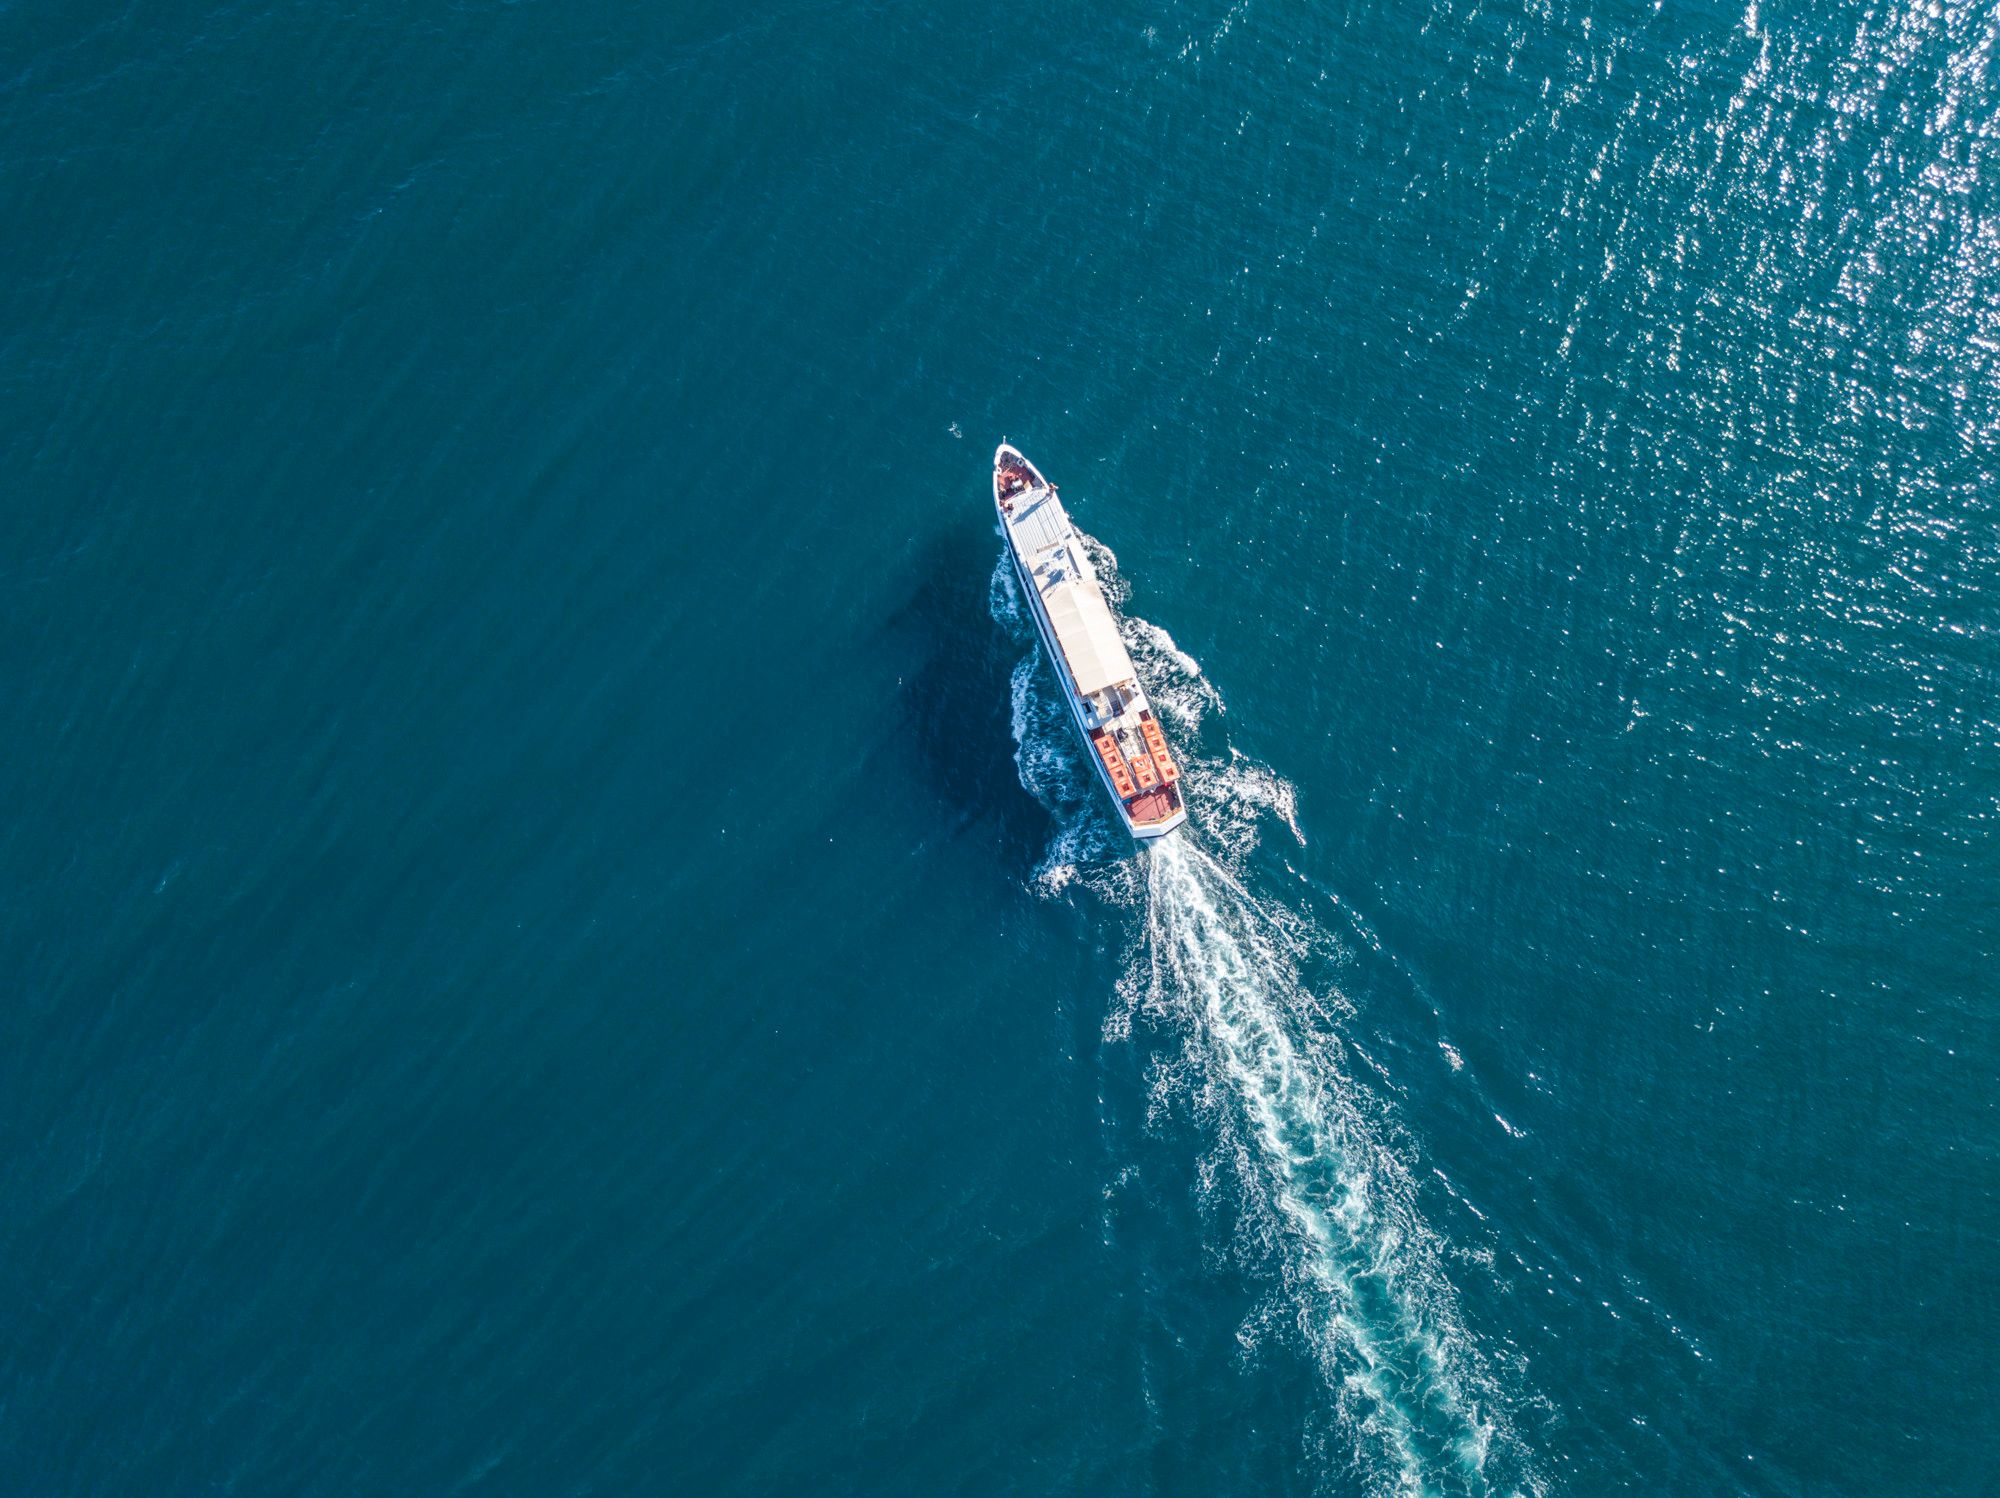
[5,0,1996,1492]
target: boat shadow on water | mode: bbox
[877,525,1064,870]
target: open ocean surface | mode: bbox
[5,0,1997,1493]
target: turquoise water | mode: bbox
[6,0,1995,1492]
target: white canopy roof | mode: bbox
[1044,580,1136,696]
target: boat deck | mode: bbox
[996,443,1188,839]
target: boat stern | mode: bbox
[1123,707,1187,838]
[1125,783,1188,839]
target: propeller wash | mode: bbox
[990,530,1540,1497]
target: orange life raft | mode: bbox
[1139,712,1179,785]
[1090,731,1138,799]
[1126,738,1159,792]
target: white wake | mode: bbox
[991,541,1535,1496]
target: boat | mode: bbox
[994,444,1189,840]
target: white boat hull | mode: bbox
[993,445,1188,841]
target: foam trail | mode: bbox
[1144,837,1505,1495]
[993,534,1531,1494]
